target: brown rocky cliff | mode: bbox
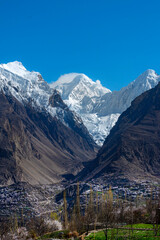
[0,91,97,185]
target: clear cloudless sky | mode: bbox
[0,0,160,90]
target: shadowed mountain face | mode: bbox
[0,91,98,185]
[79,82,160,183]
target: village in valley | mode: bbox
[0,179,159,222]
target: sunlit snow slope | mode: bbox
[51,70,160,145]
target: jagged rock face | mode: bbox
[49,90,67,109]
[79,83,160,182]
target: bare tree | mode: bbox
[83,185,95,234]
[98,187,115,240]
[63,190,68,229]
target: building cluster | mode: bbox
[0,180,159,222]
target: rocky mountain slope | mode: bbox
[78,82,160,183]
[0,62,97,185]
[51,70,160,145]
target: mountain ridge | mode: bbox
[51,69,160,145]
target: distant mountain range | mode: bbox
[0,61,97,185]
[51,70,160,145]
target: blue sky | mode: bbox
[0,0,160,90]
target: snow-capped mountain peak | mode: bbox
[132,69,158,86]
[0,61,26,74]
[50,73,110,94]
[51,73,88,86]
[141,69,157,76]
[0,62,53,109]
[0,61,43,82]
[50,73,111,112]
